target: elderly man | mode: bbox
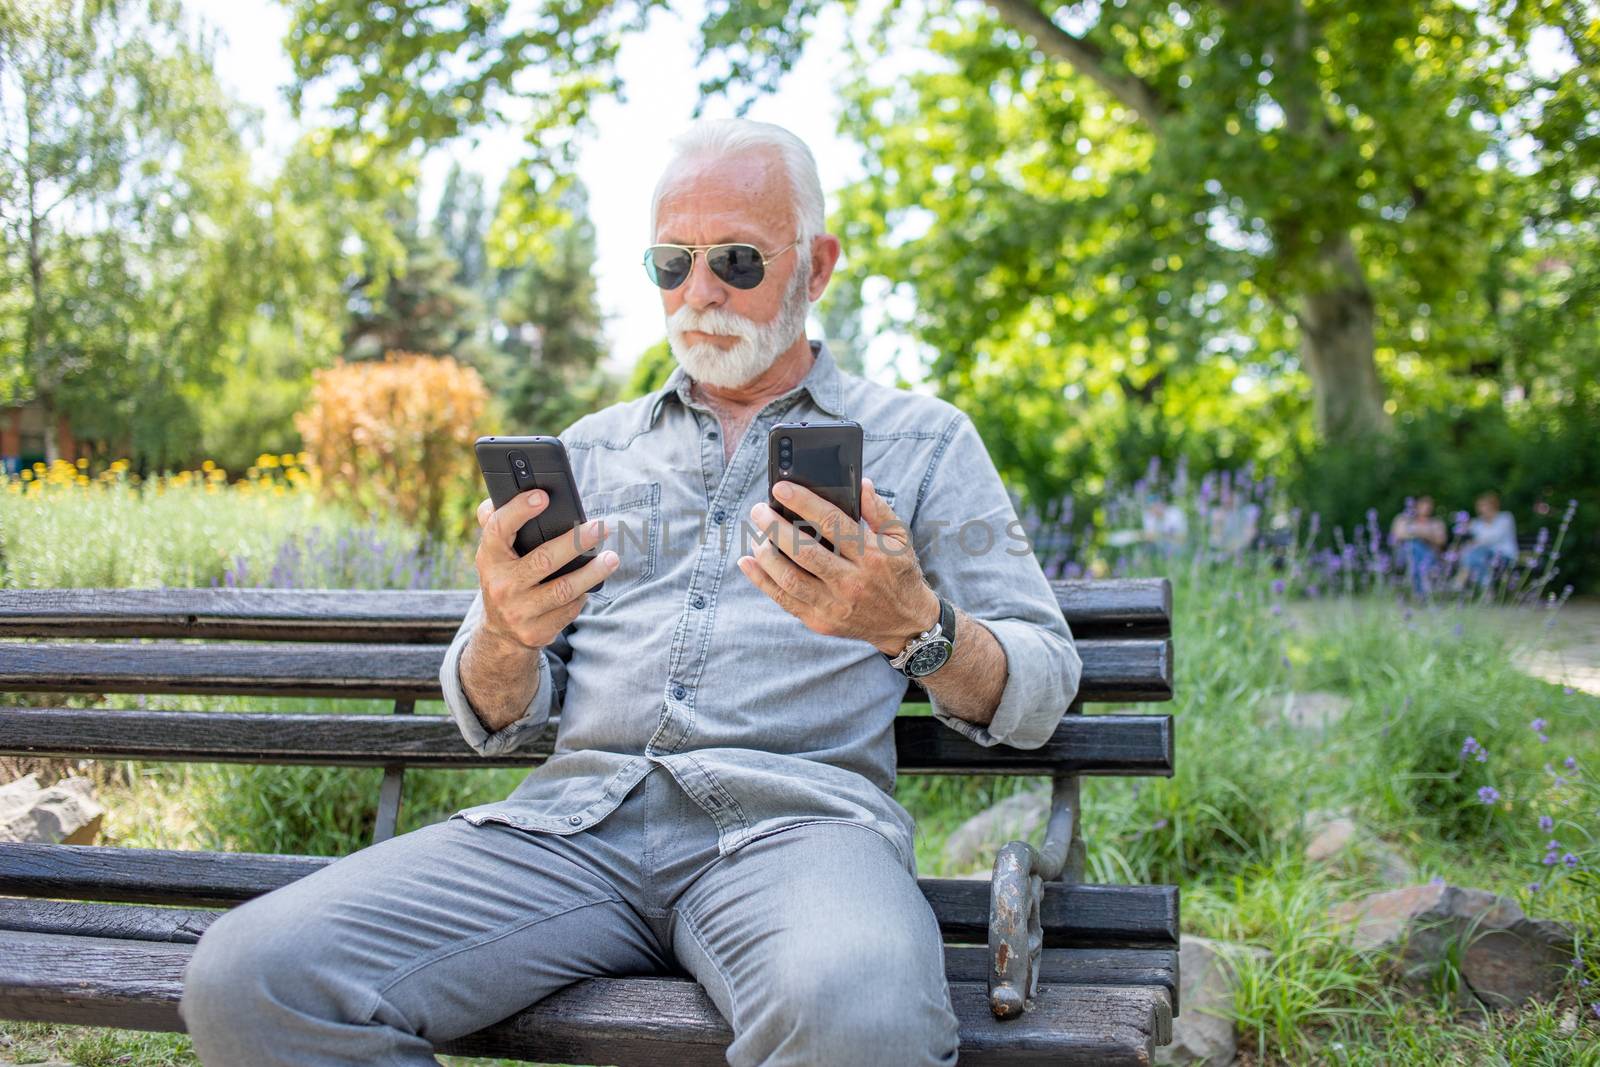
[179,118,1080,1067]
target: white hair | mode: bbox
[650,118,826,242]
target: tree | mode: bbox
[486,180,615,432]
[280,0,1594,449]
[342,188,482,361]
[0,0,260,465]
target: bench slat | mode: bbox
[0,706,1173,776]
[0,843,1177,947]
[0,581,1171,641]
[0,637,1173,703]
[0,897,1178,1007]
[0,928,1169,1065]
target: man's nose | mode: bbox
[681,251,727,310]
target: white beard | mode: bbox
[665,255,812,389]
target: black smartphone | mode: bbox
[767,420,863,553]
[474,435,599,588]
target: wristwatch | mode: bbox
[886,595,956,678]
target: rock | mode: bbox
[1302,808,1415,885]
[1281,691,1352,731]
[1156,935,1270,1066]
[0,772,104,844]
[940,788,1050,871]
[1329,883,1574,1010]
[1305,815,1359,864]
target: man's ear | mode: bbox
[807,234,842,301]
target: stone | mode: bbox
[1330,882,1574,1010]
[1302,808,1414,885]
[0,772,104,845]
[1156,935,1270,1066]
[940,788,1050,871]
[1281,691,1352,731]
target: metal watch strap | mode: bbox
[886,595,955,673]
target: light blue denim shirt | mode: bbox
[438,338,1082,876]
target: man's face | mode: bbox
[653,151,815,387]
[1416,497,1434,517]
[1477,497,1498,519]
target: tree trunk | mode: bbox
[1296,234,1389,442]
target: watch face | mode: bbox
[906,639,952,678]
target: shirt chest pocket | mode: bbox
[584,481,661,607]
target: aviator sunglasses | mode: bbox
[642,240,799,291]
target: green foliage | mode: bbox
[0,0,261,463]
[622,337,676,399]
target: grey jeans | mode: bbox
[178,763,962,1066]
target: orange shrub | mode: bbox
[294,351,488,540]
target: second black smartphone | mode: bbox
[767,420,863,552]
[475,435,600,589]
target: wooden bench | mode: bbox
[0,580,1178,1065]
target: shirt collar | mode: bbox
[647,337,848,429]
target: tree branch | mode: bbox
[986,0,1170,129]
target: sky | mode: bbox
[184,0,921,383]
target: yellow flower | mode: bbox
[201,459,215,471]
[279,452,295,465]
[75,457,88,468]
[258,453,279,468]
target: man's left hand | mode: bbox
[738,477,939,656]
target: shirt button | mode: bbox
[707,429,719,440]
[713,508,727,524]
[692,594,706,609]
[568,815,582,825]
[672,684,687,700]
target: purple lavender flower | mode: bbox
[1543,851,1559,866]
[1528,882,1541,893]
[1564,756,1578,771]
[1477,786,1500,804]
[1564,853,1579,868]
[1539,815,1554,832]
[1531,718,1547,733]
[1271,579,1286,596]
[1460,736,1483,760]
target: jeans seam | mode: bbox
[679,907,740,1026]
[362,893,624,1024]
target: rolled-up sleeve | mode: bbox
[908,411,1082,749]
[437,587,568,756]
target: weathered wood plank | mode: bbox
[0,706,1173,776]
[0,636,1172,703]
[0,897,1179,1008]
[0,928,1170,1065]
[0,843,1178,947]
[0,581,1170,641]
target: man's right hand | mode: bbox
[474,489,618,652]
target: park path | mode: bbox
[1498,597,1600,697]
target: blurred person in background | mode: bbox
[1390,495,1447,598]
[1456,490,1518,590]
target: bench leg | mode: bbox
[372,699,415,844]
[988,770,1080,1020]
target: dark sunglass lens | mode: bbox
[709,245,766,289]
[645,247,692,289]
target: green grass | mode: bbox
[2,478,1598,1064]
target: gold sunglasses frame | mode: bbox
[642,240,800,290]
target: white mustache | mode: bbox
[667,304,761,340]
